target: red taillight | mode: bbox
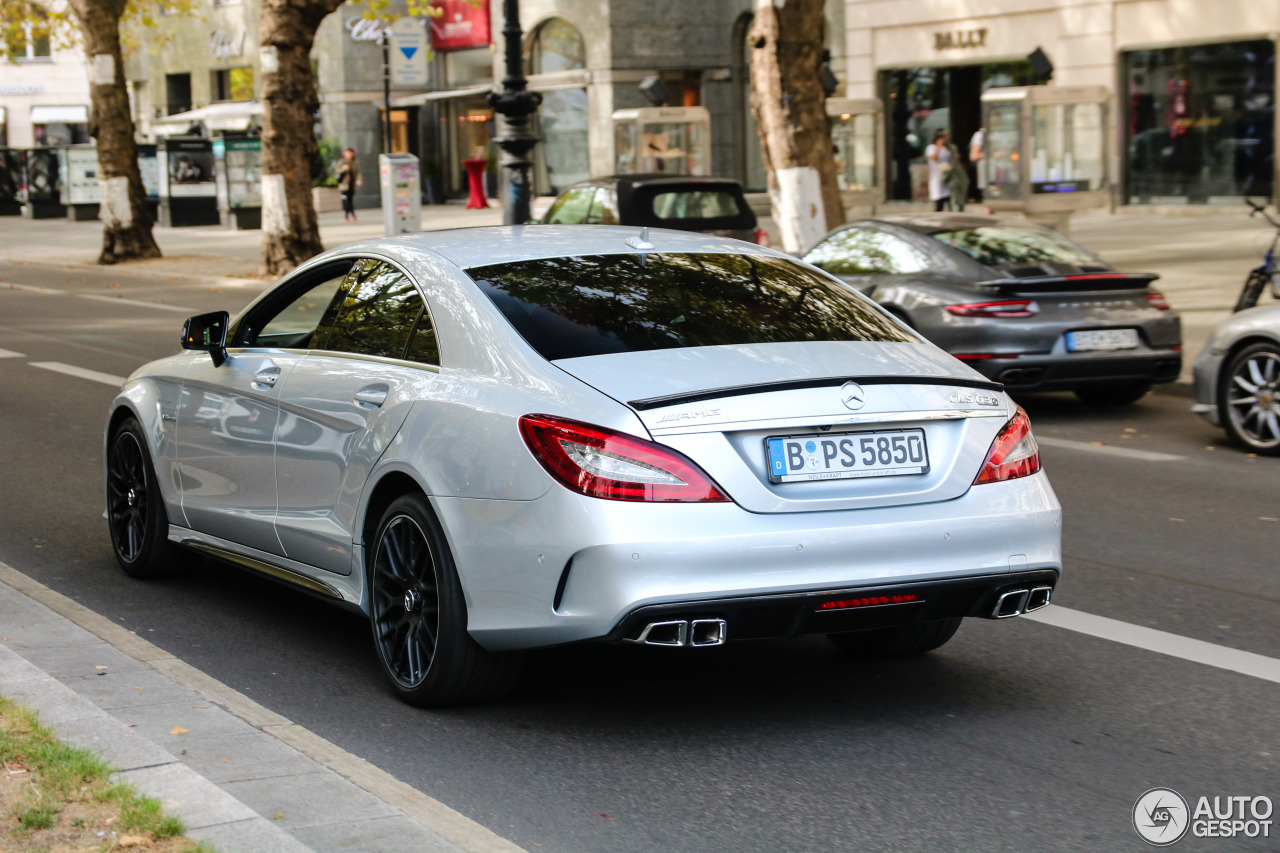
[946,300,1039,319]
[974,406,1041,485]
[1146,291,1171,310]
[954,353,1020,361]
[754,228,772,248]
[818,593,920,611]
[518,414,730,503]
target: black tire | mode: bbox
[828,617,962,659]
[1218,341,1280,455]
[1234,268,1270,313]
[106,418,177,578]
[1073,382,1152,407]
[368,494,522,706]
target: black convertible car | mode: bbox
[803,215,1183,405]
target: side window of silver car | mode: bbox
[804,228,929,276]
[321,261,425,360]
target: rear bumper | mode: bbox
[432,471,1062,651]
[965,350,1182,391]
[606,568,1060,644]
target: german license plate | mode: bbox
[1066,328,1140,351]
[766,429,929,483]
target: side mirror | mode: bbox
[181,311,230,367]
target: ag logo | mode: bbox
[839,381,866,411]
[1134,788,1190,845]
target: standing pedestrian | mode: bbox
[969,126,986,203]
[926,129,953,212]
[337,147,362,222]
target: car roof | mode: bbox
[575,174,747,191]
[860,213,1034,235]
[355,225,777,269]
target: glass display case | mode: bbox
[826,98,883,212]
[612,107,710,176]
[981,85,1110,217]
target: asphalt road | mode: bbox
[1,259,1277,852]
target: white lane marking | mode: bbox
[77,293,193,313]
[1036,435,1185,462]
[0,348,24,358]
[3,283,65,295]
[29,361,126,387]
[1024,605,1280,685]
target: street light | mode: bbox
[487,0,541,225]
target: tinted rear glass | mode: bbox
[629,186,755,230]
[931,225,1099,266]
[468,253,917,361]
[652,190,745,220]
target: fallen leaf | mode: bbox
[273,813,284,820]
[134,686,144,690]
[1123,427,1137,433]
[221,759,229,763]
[1206,446,1216,451]
[1090,441,1106,446]
[1169,518,1186,523]
[96,665,108,670]
[170,726,189,735]
[192,704,208,709]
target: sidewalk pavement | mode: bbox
[0,202,1267,382]
[0,561,523,853]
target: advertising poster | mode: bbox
[164,138,216,198]
[63,147,100,205]
[224,138,262,208]
[430,0,490,52]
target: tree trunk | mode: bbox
[66,0,161,264]
[258,0,343,276]
[748,0,844,254]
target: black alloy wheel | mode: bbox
[368,494,522,706]
[1220,342,1280,455]
[106,419,175,578]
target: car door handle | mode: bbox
[253,367,280,388]
[354,387,388,408]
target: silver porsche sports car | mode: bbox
[1192,303,1280,454]
[105,226,1062,706]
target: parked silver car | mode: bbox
[1192,303,1280,454]
[105,227,1062,706]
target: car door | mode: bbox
[273,258,441,575]
[175,261,353,555]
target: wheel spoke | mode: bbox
[1234,374,1259,394]
[404,631,424,684]
[1231,396,1259,406]
[1248,359,1267,388]
[1264,411,1280,441]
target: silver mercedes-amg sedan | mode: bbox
[104,226,1062,706]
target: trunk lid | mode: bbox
[553,341,1014,513]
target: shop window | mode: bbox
[1124,40,1274,204]
[378,108,414,155]
[211,67,254,102]
[444,48,493,88]
[6,13,52,62]
[527,18,588,195]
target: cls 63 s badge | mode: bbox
[949,391,1001,406]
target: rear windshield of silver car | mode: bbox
[930,225,1099,266]
[467,253,918,361]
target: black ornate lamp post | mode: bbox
[487,0,542,225]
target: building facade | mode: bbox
[1,10,91,150]
[844,0,1278,208]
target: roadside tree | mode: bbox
[748,0,844,253]
[1,0,179,264]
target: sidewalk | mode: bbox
[0,561,523,853]
[0,203,1263,382]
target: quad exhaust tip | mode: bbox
[991,585,1053,619]
[630,619,727,647]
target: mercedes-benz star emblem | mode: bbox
[840,381,866,410]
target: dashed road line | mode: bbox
[0,348,24,359]
[3,283,65,295]
[29,361,126,387]
[1036,436,1185,462]
[77,293,193,313]
[1024,605,1280,685]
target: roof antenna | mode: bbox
[625,227,655,251]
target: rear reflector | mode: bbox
[818,593,920,611]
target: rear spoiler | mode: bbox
[976,272,1160,292]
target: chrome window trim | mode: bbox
[223,347,442,373]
